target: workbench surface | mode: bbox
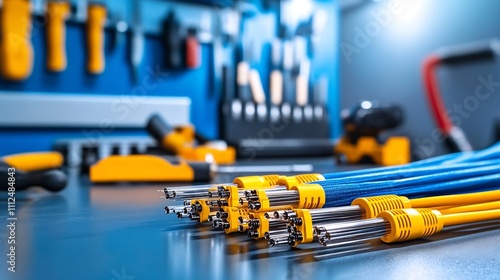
[1,158,499,280]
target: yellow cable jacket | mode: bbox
[439,201,500,215]
[432,205,462,210]
[410,189,500,208]
[441,209,500,226]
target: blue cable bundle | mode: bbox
[319,159,500,186]
[308,142,500,207]
[322,142,500,180]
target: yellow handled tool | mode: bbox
[2,152,64,172]
[86,4,106,74]
[0,0,34,80]
[1,152,67,192]
[46,1,71,72]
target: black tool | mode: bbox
[0,161,67,192]
[342,101,404,143]
[162,11,184,69]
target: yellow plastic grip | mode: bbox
[378,208,444,243]
[233,175,283,189]
[277,174,325,190]
[2,152,64,172]
[0,0,34,80]
[248,212,268,239]
[192,199,212,223]
[290,184,325,209]
[162,132,190,154]
[87,4,106,74]
[291,209,313,247]
[46,1,70,72]
[351,195,412,219]
[222,207,248,234]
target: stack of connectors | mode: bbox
[160,142,500,255]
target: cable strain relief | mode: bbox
[233,175,283,189]
[352,195,412,219]
[290,184,325,209]
[277,174,325,189]
[378,208,444,243]
[294,209,313,246]
[224,206,249,234]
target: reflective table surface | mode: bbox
[1,158,499,280]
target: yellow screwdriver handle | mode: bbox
[46,1,71,72]
[86,4,106,74]
[0,0,34,80]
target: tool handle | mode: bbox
[0,0,34,80]
[46,1,71,72]
[2,152,64,172]
[89,155,211,182]
[87,4,106,74]
[0,163,68,192]
[439,40,497,64]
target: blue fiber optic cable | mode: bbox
[321,159,500,185]
[320,164,500,207]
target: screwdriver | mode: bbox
[87,3,107,74]
[130,0,143,82]
[1,152,67,192]
[46,1,71,72]
[0,0,34,80]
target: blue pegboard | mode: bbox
[0,0,340,156]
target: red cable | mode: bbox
[422,55,453,134]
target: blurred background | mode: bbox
[2,1,500,279]
[1,0,499,162]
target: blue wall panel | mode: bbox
[0,23,217,156]
[0,0,340,156]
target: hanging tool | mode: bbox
[1,152,67,192]
[90,154,312,183]
[162,11,183,69]
[269,39,283,111]
[86,3,107,74]
[335,101,410,166]
[185,27,200,69]
[146,114,236,165]
[130,0,143,82]
[0,0,34,80]
[423,39,500,152]
[46,1,71,72]
[295,59,310,107]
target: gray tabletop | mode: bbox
[1,158,499,280]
